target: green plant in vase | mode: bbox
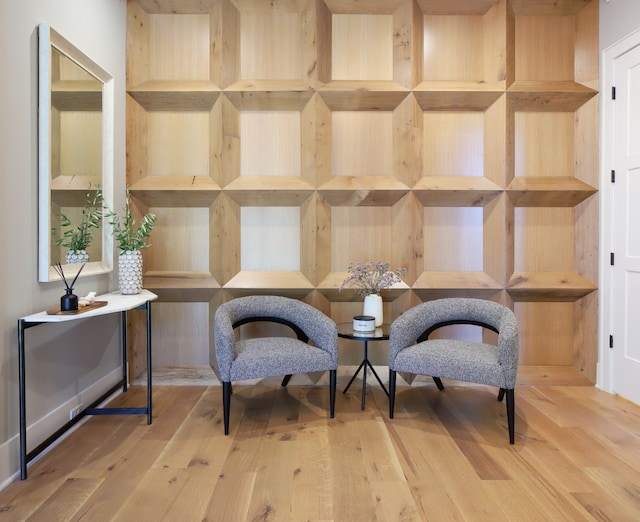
[52,188,103,264]
[105,189,157,295]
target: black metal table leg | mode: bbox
[146,300,152,424]
[18,319,27,480]
[343,359,366,394]
[343,339,387,410]
[366,360,389,397]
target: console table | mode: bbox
[338,323,390,410]
[17,289,157,479]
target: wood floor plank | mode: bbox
[2,381,640,522]
[24,477,103,522]
[110,467,214,521]
[203,471,256,521]
[245,439,296,521]
[291,422,334,521]
[582,466,640,519]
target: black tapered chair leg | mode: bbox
[329,370,336,418]
[281,374,292,387]
[497,387,506,401]
[223,381,232,436]
[433,377,444,390]
[389,370,397,418]
[506,388,515,444]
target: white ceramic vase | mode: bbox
[66,249,89,264]
[363,293,383,327]
[119,250,143,295]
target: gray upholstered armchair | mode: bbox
[214,295,338,435]
[388,298,519,444]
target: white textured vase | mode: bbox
[363,293,383,327]
[119,250,143,295]
[66,249,89,264]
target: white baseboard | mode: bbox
[0,368,123,490]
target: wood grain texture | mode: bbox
[2,380,640,521]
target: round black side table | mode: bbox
[337,323,390,410]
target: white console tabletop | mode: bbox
[18,289,157,479]
[21,289,157,323]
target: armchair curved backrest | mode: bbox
[389,297,519,389]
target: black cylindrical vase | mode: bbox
[60,289,78,312]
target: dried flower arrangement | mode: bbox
[339,261,406,298]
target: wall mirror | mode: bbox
[38,23,114,282]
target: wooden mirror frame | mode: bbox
[38,23,114,282]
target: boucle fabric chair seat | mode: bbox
[388,297,519,444]
[392,340,507,388]
[230,337,335,382]
[214,295,338,435]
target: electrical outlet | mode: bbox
[69,404,83,420]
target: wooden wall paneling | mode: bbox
[212,193,240,286]
[238,2,304,81]
[151,302,211,366]
[483,194,509,288]
[574,98,599,188]
[322,0,405,16]
[145,207,211,273]
[573,292,598,382]
[505,0,515,87]
[316,0,332,84]
[331,14,393,81]
[393,0,421,89]
[332,111,393,176]
[514,112,575,178]
[126,98,148,186]
[240,207,301,271]
[318,101,410,206]
[483,0,507,86]
[514,207,574,272]
[148,13,211,81]
[331,207,394,269]
[126,0,150,87]
[221,0,240,89]
[514,15,575,82]
[301,95,320,186]
[423,111,485,177]
[509,0,593,16]
[314,194,334,288]
[240,111,301,177]
[300,193,320,285]
[420,0,504,86]
[314,94,332,186]
[574,0,598,89]
[423,14,486,82]
[392,194,422,285]
[417,0,499,16]
[220,96,240,188]
[514,302,575,366]
[393,94,420,188]
[484,95,507,187]
[125,0,599,382]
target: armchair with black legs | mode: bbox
[214,295,338,435]
[388,298,519,444]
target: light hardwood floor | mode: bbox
[2,370,640,521]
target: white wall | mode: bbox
[0,0,127,486]
[600,0,640,50]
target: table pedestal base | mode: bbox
[343,340,389,410]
